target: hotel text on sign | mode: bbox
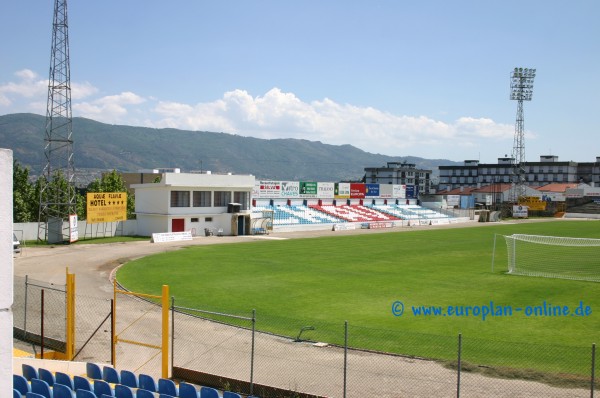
[87,192,127,223]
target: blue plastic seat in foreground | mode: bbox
[73,375,93,392]
[200,386,220,398]
[135,389,155,398]
[31,378,53,398]
[39,368,56,387]
[55,372,75,390]
[93,379,113,398]
[223,392,243,398]
[178,382,199,398]
[119,370,138,388]
[114,384,135,398]
[159,395,176,398]
[75,390,97,398]
[86,363,103,380]
[138,374,158,392]
[54,383,76,398]
[26,393,46,398]
[158,378,178,396]
[14,374,31,395]
[102,366,120,384]
[22,364,39,381]
[14,389,21,398]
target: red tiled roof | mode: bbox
[536,183,579,193]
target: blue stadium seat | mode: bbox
[200,386,220,398]
[93,379,113,398]
[135,389,155,398]
[114,384,135,398]
[26,393,46,398]
[53,383,75,398]
[178,382,199,398]
[14,389,22,398]
[119,370,138,388]
[75,390,97,398]
[86,363,103,380]
[223,392,243,398]
[159,395,176,398]
[102,366,120,384]
[39,368,56,387]
[158,378,178,396]
[22,364,39,381]
[56,372,74,391]
[31,378,53,398]
[14,374,31,395]
[138,374,158,392]
[73,375,93,392]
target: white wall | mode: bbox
[0,149,13,394]
[14,220,138,241]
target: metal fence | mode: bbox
[12,277,598,397]
[171,306,598,398]
[13,275,66,355]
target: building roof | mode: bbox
[536,183,579,193]
[472,183,513,193]
[436,186,479,195]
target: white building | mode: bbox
[133,171,255,237]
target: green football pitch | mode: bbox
[117,220,600,376]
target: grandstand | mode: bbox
[252,204,343,225]
[369,204,451,220]
[251,202,454,227]
[310,204,399,222]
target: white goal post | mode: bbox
[499,234,600,282]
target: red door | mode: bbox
[172,218,185,232]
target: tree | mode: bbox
[86,170,135,219]
[36,169,84,223]
[12,161,37,222]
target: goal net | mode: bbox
[503,234,600,282]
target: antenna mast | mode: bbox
[38,0,76,243]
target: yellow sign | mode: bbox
[518,196,547,211]
[87,192,127,223]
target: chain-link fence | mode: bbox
[13,275,66,355]
[12,276,598,397]
[171,305,598,398]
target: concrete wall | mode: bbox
[0,149,13,394]
[14,220,138,241]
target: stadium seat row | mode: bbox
[16,363,259,398]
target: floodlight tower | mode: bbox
[509,67,536,202]
[37,0,76,243]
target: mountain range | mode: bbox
[0,113,459,184]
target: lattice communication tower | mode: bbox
[37,0,76,243]
[508,67,536,202]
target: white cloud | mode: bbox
[1,69,519,158]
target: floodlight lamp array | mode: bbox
[510,67,536,101]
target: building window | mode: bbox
[214,191,231,207]
[234,191,249,210]
[191,217,199,222]
[205,217,213,222]
[193,191,211,207]
[170,191,190,207]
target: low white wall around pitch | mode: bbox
[14,220,138,241]
[0,149,13,395]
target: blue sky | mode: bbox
[1,1,598,163]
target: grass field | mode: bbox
[117,220,600,377]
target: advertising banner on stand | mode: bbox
[318,182,335,198]
[335,183,351,199]
[281,181,300,198]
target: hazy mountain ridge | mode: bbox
[0,113,459,183]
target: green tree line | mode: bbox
[12,161,135,223]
